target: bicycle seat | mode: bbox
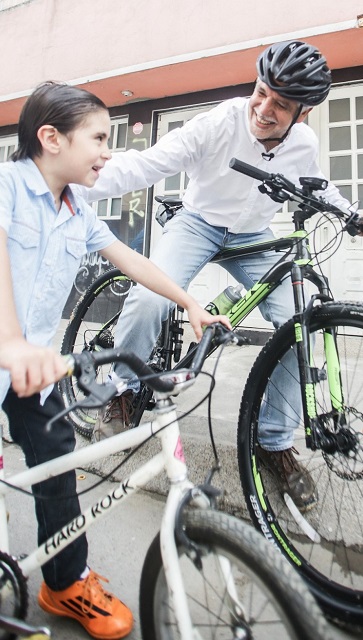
[155,196,183,207]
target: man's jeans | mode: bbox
[114,208,300,450]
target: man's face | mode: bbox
[248,79,307,144]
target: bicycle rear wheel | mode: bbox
[139,508,328,639]
[59,268,134,438]
[238,301,363,627]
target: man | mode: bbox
[82,40,350,511]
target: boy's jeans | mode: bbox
[3,387,88,590]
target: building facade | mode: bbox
[1,0,363,318]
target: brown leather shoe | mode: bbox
[258,446,318,512]
[92,391,136,443]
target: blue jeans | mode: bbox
[115,208,300,450]
[3,388,88,590]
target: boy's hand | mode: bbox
[186,301,232,342]
[0,338,68,397]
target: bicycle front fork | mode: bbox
[291,266,348,453]
[293,307,349,453]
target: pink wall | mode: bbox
[1,0,362,96]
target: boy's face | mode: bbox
[60,110,112,187]
[248,79,306,146]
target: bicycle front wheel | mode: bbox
[238,301,363,626]
[139,509,328,639]
[0,552,28,640]
[59,268,134,438]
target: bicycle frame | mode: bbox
[171,218,343,452]
[0,382,237,639]
[68,206,345,455]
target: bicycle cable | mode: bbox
[0,369,220,502]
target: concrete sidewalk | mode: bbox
[0,319,361,639]
[2,441,359,640]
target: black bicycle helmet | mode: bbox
[257,40,331,106]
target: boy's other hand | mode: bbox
[0,338,68,397]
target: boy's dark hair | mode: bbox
[11,81,108,161]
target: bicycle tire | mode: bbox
[59,268,134,438]
[139,508,328,639]
[238,301,363,627]
[0,552,28,640]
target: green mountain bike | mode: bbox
[60,159,363,628]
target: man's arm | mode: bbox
[79,114,209,203]
[0,228,67,397]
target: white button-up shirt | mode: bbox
[83,97,350,233]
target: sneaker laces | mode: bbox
[80,570,113,614]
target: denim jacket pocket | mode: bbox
[53,236,88,290]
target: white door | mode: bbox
[308,83,363,302]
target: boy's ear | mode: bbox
[37,125,61,154]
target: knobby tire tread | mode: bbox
[238,301,363,626]
[139,508,328,640]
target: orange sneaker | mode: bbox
[38,570,133,639]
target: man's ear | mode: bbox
[37,125,61,154]
[297,107,312,124]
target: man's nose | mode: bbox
[259,96,274,115]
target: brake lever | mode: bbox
[258,182,290,203]
[344,212,362,237]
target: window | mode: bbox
[0,135,17,162]
[323,87,363,210]
[307,82,363,302]
[93,116,128,220]
[156,106,214,200]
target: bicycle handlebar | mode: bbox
[229,158,272,183]
[229,157,361,235]
[64,323,243,396]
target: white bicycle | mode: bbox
[0,324,330,639]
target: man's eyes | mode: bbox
[257,90,291,111]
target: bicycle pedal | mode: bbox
[233,329,252,345]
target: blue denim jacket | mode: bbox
[0,158,116,404]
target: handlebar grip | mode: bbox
[229,157,272,182]
[190,326,214,372]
